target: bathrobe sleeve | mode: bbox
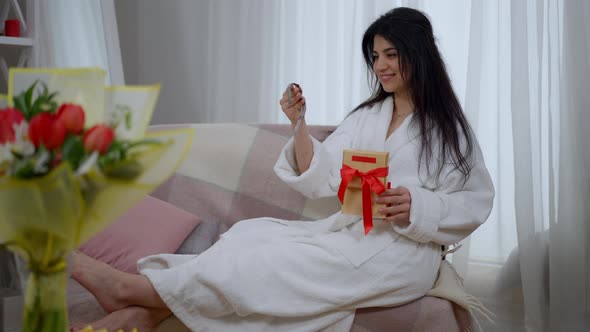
[274,111,362,199]
[393,137,495,245]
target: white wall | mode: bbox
[115,0,210,124]
[114,0,137,84]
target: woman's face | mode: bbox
[372,35,408,94]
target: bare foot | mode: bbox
[71,251,133,313]
[71,306,171,332]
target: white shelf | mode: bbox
[0,36,33,47]
[0,0,36,90]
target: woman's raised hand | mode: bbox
[280,83,306,128]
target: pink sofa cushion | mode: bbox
[79,195,201,274]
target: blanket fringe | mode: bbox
[445,261,495,332]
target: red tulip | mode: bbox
[83,124,115,154]
[0,108,25,144]
[29,113,51,147]
[28,113,67,150]
[57,103,85,134]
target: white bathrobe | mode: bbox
[139,97,495,332]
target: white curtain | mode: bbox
[200,0,371,123]
[33,0,124,84]
[458,0,589,330]
[555,1,590,328]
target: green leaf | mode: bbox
[30,97,43,118]
[102,159,143,180]
[10,149,24,159]
[97,150,123,169]
[61,135,85,170]
[24,80,38,110]
[128,139,161,149]
[13,81,60,119]
[38,100,57,115]
[11,159,36,178]
[13,95,28,119]
[125,109,132,129]
[47,92,58,101]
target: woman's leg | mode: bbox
[71,306,172,332]
[71,252,167,313]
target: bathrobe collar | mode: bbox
[355,96,420,156]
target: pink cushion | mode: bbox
[79,195,200,273]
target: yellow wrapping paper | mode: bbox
[9,67,107,127]
[104,85,161,140]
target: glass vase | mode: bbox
[22,262,68,332]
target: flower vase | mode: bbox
[23,266,68,332]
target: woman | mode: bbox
[72,7,494,332]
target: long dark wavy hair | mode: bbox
[353,7,475,184]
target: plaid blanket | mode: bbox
[151,123,341,236]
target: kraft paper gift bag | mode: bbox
[338,149,389,234]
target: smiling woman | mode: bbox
[353,7,475,190]
[372,36,405,94]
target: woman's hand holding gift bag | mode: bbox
[376,187,412,228]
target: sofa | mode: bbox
[67,123,471,332]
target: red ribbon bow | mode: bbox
[338,164,388,235]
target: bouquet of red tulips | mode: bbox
[0,68,193,332]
